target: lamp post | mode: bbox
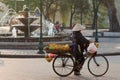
[27,0,30,9]
[95,16,98,42]
[92,0,101,42]
[38,0,44,54]
[27,0,30,38]
[94,0,98,42]
[14,0,17,11]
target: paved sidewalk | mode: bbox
[0,38,120,58]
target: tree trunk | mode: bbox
[69,5,75,28]
[80,11,83,24]
[102,0,120,32]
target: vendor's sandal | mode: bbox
[74,71,81,75]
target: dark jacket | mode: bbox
[72,31,89,52]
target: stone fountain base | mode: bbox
[0,36,68,42]
[0,40,72,50]
[0,37,71,50]
[0,35,70,49]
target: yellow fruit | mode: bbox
[63,44,70,51]
[49,46,55,50]
[45,57,53,62]
[95,43,99,48]
[47,43,70,52]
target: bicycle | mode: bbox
[52,52,109,77]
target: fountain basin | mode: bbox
[0,36,68,42]
[10,11,40,38]
[12,24,40,33]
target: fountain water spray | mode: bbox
[0,8,17,26]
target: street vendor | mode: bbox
[72,23,93,75]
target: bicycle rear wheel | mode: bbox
[52,55,74,77]
[88,55,109,77]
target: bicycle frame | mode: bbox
[52,51,109,77]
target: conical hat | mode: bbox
[72,23,86,31]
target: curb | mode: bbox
[0,52,120,58]
[0,54,44,58]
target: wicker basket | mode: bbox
[45,49,71,55]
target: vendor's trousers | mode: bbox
[73,52,85,72]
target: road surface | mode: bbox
[0,56,120,80]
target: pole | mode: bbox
[95,10,98,42]
[27,0,30,38]
[38,0,44,54]
[27,0,30,9]
[95,0,98,42]
[14,0,17,11]
[93,0,99,42]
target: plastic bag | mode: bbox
[87,43,97,54]
[45,55,53,62]
[45,53,55,62]
[44,50,54,63]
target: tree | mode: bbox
[102,0,120,32]
[40,0,58,20]
[59,0,70,25]
[69,0,76,28]
[75,0,90,24]
[1,0,40,12]
[66,0,90,28]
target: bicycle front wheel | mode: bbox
[52,55,74,77]
[88,55,109,77]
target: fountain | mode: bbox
[0,4,70,49]
[0,8,17,26]
[9,6,57,38]
[9,6,40,38]
[12,27,17,38]
[0,6,68,43]
[13,13,40,38]
[34,7,40,17]
[44,20,55,37]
